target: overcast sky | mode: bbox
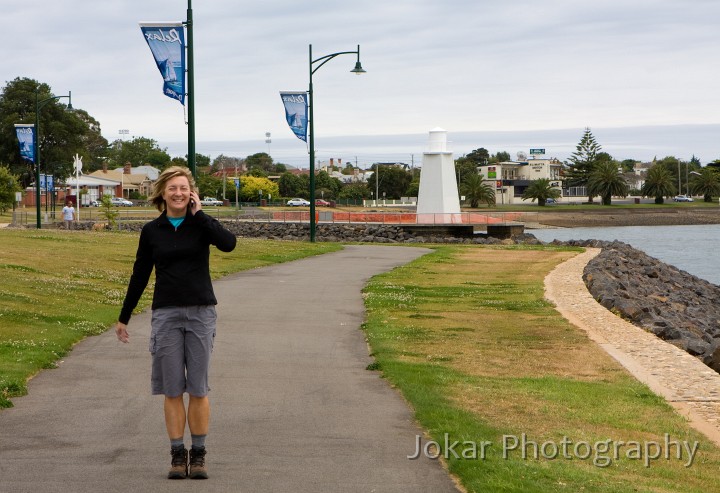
[3,0,719,163]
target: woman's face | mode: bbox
[163,175,191,217]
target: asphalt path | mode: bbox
[0,245,459,493]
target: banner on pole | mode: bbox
[14,124,35,164]
[140,22,186,104]
[279,92,308,142]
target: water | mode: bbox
[531,225,720,285]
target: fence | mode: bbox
[12,207,538,228]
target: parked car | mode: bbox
[673,195,694,202]
[110,197,133,207]
[87,200,100,207]
[200,197,223,206]
[287,198,310,206]
[315,199,331,206]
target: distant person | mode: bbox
[115,166,237,480]
[61,201,75,229]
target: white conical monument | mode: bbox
[416,128,460,220]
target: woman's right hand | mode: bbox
[115,322,130,343]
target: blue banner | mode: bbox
[280,92,308,142]
[14,124,35,163]
[140,23,186,104]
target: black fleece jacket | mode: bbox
[118,210,237,324]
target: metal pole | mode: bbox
[307,43,364,240]
[34,90,72,228]
[375,164,379,207]
[308,44,316,242]
[186,0,196,179]
[35,92,41,228]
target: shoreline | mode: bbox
[545,248,720,448]
[530,207,720,228]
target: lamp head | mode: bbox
[351,45,366,75]
[350,61,366,75]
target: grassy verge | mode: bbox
[363,245,720,492]
[0,228,340,407]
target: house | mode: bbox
[63,175,122,206]
[478,158,563,205]
[89,163,156,198]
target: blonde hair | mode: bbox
[149,166,197,212]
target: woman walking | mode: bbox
[115,166,236,479]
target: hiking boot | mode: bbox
[168,447,188,479]
[189,446,208,479]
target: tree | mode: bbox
[565,127,602,203]
[211,154,244,174]
[0,166,20,212]
[278,172,306,198]
[690,168,720,202]
[454,157,479,188]
[367,164,411,199]
[460,174,495,208]
[195,173,224,200]
[619,159,638,173]
[641,164,676,204]
[245,152,274,173]
[98,194,119,230]
[107,137,170,169]
[240,175,279,202]
[338,183,369,200]
[67,109,109,173]
[465,148,490,166]
[587,160,629,205]
[0,78,90,182]
[522,178,561,206]
[315,170,342,198]
[488,151,511,164]
[405,179,420,198]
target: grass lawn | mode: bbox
[362,245,720,492]
[0,228,340,407]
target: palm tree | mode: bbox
[460,174,495,208]
[690,168,720,202]
[641,164,676,204]
[587,160,629,205]
[522,178,561,206]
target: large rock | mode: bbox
[573,240,720,373]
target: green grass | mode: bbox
[0,228,340,407]
[362,245,720,492]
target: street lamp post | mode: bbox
[35,90,72,229]
[308,44,365,242]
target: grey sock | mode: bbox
[171,437,185,450]
[191,434,206,450]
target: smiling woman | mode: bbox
[115,165,237,479]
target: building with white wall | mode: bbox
[478,158,563,205]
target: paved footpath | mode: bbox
[0,245,460,493]
[546,248,720,447]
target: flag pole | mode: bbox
[186,0,196,179]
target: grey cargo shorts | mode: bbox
[149,305,217,397]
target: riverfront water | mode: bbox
[531,224,720,285]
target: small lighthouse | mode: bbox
[416,128,461,219]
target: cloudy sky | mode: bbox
[3,0,719,164]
